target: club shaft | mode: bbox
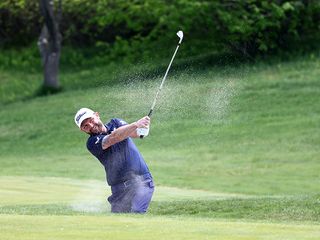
[148,43,181,117]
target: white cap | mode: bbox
[74,108,95,128]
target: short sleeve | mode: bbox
[112,118,128,128]
[86,134,106,157]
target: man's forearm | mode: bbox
[102,123,137,149]
[113,123,138,140]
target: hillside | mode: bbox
[1,54,319,196]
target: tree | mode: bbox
[37,0,62,92]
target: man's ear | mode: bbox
[94,112,100,118]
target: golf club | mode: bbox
[138,30,184,138]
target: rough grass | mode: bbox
[1,176,319,222]
[1,197,319,222]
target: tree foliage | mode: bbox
[0,0,319,56]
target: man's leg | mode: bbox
[108,188,133,213]
[131,179,155,213]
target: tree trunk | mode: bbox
[38,0,62,90]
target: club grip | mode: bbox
[138,128,149,139]
[140,111,152,139]
[148,109,153,117]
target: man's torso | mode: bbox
[86,118,150,186]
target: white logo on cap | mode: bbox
[76,111,86,123]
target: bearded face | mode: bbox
[80,113,105,135]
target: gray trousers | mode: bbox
[108,177,154,213]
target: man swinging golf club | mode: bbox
[75,30,183,213]
[75,108,154,213]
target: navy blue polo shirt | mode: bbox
[86,118,150,186]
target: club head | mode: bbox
[176,30,183,44]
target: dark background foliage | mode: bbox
[1,0,319,57]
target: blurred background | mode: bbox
[0,1,319,238]
[1,0,319,103]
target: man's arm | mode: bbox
[129,129,139,138]
[102,116,150,149]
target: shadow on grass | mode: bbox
[0,51,248,106]
[34,85,63,97]
[2,48,318,106]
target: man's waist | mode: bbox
[111,172,152,191]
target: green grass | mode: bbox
[0,176,319,239]
[1,176,318,222]
[1,58,319,194]
[2,214,319,240]
[0,50,320,239]
[1,193,319,222]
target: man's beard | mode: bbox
[90,122,104,134]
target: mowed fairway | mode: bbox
[1,215,319,240]
[0,55,320,239]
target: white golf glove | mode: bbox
[137,127,149,138]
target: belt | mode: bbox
[111,173,152,192]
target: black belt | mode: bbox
[111,173,152,192]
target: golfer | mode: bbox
[74,107,154,213]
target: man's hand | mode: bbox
[135,116,150,129]
[131,116,151,138]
